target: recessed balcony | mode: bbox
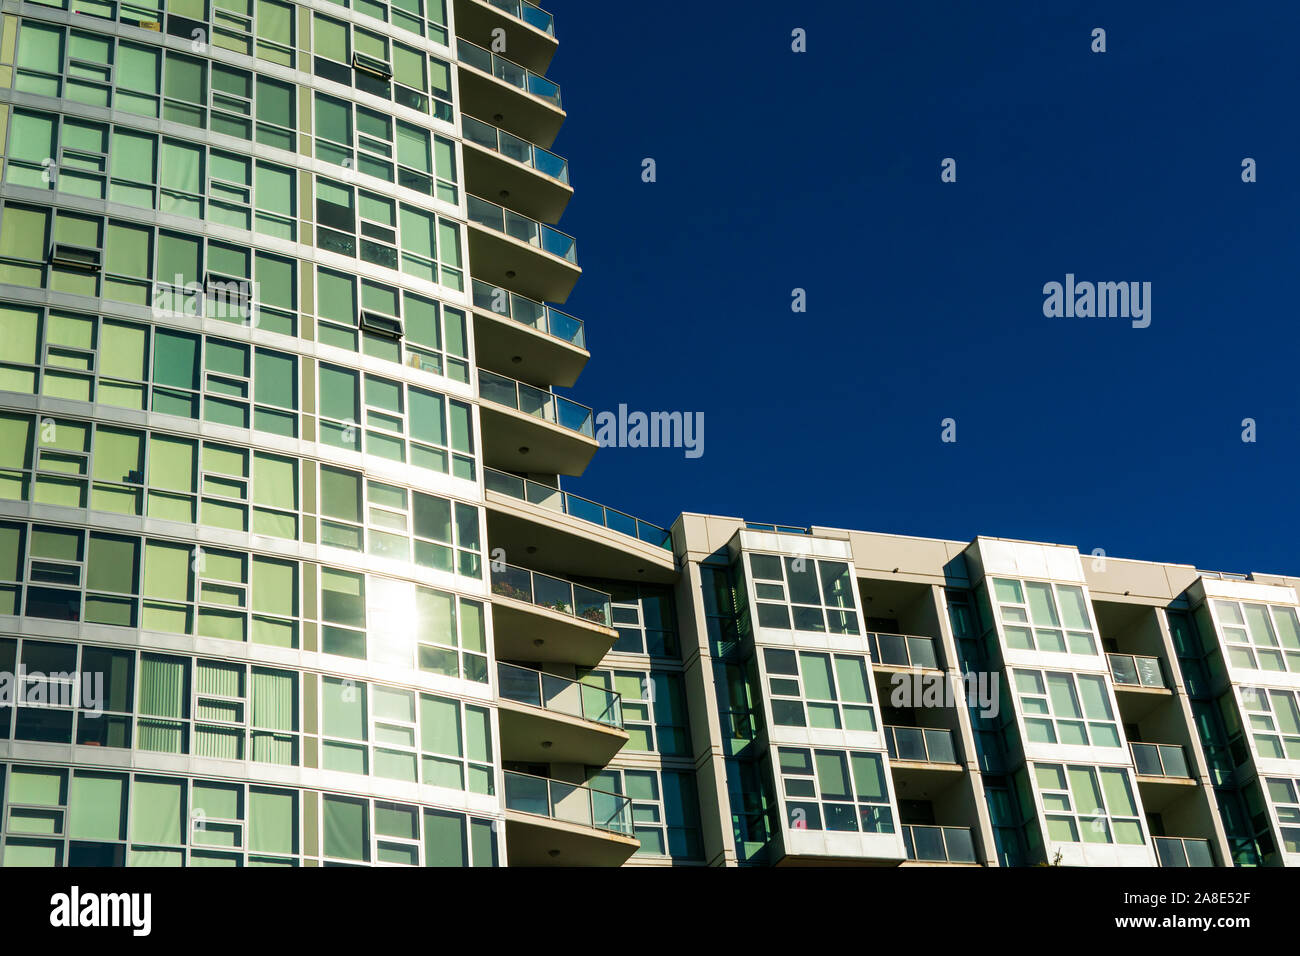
[1153,836,1216,867]
[489,560,617,666]
[502,770,639,866]
[462,115,572,223]
[456,40,565,149]
[1130,742,1192,780]
[453,0,557,74]
[884,725,962,796]
[470,279,588,388]
[477,368,596,476]
[496,662,627,765]
[483,468,677,584]
[1107,653,1172,718]
[467,194,580,303]
[867,632,940,671]
[901,825,979,865]
[1130,741,1197,816]
[884,725,958,766]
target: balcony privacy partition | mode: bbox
[867,632,939,669]
[484,468,673,549]
[497,662,622,727]
[458,40,562,106]
[885,726,957,764]
[478,368,594,436]
[472,279,585,348]
[1109,653,1166,688]
[462,115,569,183]
[490,560,612,625]
[467,195,577,262]
[903,825,977,863]
[503,770,633,836]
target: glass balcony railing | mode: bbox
[885,725,957,764]
[1154,836,1215,867]
[484,0,555,36]
[497,662,622,728]
[462,115,569,184]
[867,632,940,669]
[457,40,561,107]
[477,368,594,437]
[489,560,612,626]
[467,194,577,263]
[503,770,634,836]
[1108,653,1166,688]
[1130,742,1191,778]
[472,279,585,349]
[902,825,977,863]
[484,467,673,550]
[743,522,810,535]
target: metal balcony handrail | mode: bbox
[497,661,623,728]
[471,278,585,348]
[483,467,673,550]
[489,560,612,626]
[477,367,594,437]
[502,770,634,836]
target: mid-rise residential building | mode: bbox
[0,0,1293,868]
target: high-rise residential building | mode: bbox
[0,0,1294,871]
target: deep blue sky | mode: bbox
[541,1,1300,576]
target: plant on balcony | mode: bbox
[540,600,572,614]
[579,607,609,625]
[492,581,532,602]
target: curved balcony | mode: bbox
[454,0,557,74]
[462,115,572,223]
[902,825,978,865]
[471,279,587,388]
[497,662,627,765]
[489,560,617,666]
[477,368,597,476]
[456,40,565,149]
[466,194,580,303]
[503,770,639,866]
[483,468,676,584]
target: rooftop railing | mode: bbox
[743,522,810,535]
[885,726,957,764]
[903,825,977,863]
[490,560,612,626]
[457,40,561,107]
[503,770,633,836]
[467,194,577,263]
[462,114,569,184]
[484,467,673,550]
[471,279,585,349]
[1108,653,1166,688]
[484,0,555,36]
[497,662,622,728]
[1154,836,1215,867]
[867,632,940,670]
[1130,742,1191,778]
[478,368,594,437]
